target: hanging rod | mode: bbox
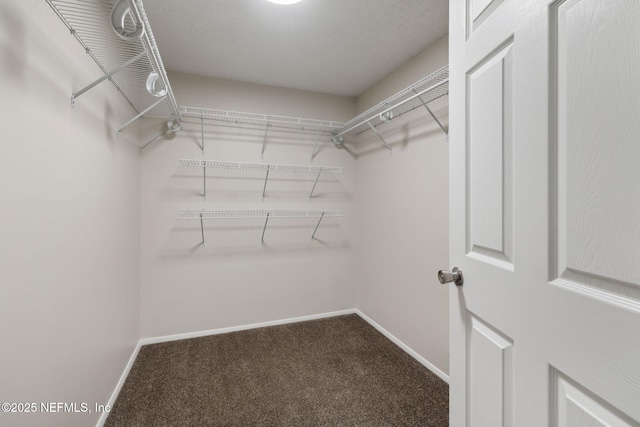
[177,209,343,245]
[177,160,342,201]
[46,0,181,129]
[335,65,449,139]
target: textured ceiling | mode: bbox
[144,0,448,97]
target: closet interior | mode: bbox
[2,0,450,425]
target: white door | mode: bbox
[448,0,640,425]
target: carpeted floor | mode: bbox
[105,314,449,426]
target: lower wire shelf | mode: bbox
[177,209,343,245]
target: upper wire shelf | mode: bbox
[180,106,343,135]
[336,65,449,138]
[180,106,345,160]
[46,0,181,133]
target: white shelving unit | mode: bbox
[332,65,449,158]
[177,209,343,245]
[179,106,344,161]
[177,160,342,201]
[46,0,181,147]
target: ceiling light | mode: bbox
[266,0,303,5]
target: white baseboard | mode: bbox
[353,309,449,384]
[100,307,447,425]
[96,340,142,427]
[139,309,357,346]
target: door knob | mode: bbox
[438,267,463,286]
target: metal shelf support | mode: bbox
[200,213,205,246]
[311,211,326,240]
[118,96,167,135]
[201,115,205,154]
[310,128,322,162]
[366,121,392,153]
[309,172,322,200]
[261,212,271,244]
[414,90,448,138]
[262,169,270,202]
[261,124,270,159]
[72,51,147,106]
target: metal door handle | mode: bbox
[438,267,463,286]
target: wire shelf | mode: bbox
[177,210,343,221]
[177,160,342,174]
[178,209,343,245]
[180,106,343,135]
[336,65,449,137]
[46,0,180,124]
[177,160,342,201]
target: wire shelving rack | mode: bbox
[46,0,181,140]
[177,160,342,201]
[177,209,343,245]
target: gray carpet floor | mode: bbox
[105,314,449,426]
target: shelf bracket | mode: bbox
[366,121,392,153]
[203,160,207,200]
[199,213,205,246]
[414,89,448,139]
[71,50,146,106]
[309,172,322,200]
[310,128,322,162]
[117,95,167,135]
[261,212,270,244]
[311,211,326,240]
[140,129,165,151]
[262,169,270,202]
[332,136,358,160]
[200,115,205,154]
[261,124,270,159]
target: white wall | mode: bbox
[353,35,450,375]
[139,72,358,338]
[0,1,140,426]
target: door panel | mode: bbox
[467,41,514,268]
[468,315,513,427]
[450,0,640,425]
[553,370,638,427]
[466,0,507,39]
[551,0,640,301]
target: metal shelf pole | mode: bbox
[261,212,271,243]
[72,51,147,106]
[366,121,392,153]
[200,213,205,246]
[261,125,270,159]
[414,90,448,138]
[262,169,270,202]
[309,172,322,200]
[118,96,167,135]
[311,211,326,240]
[310,128,322,162]
[203,161,207,200]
